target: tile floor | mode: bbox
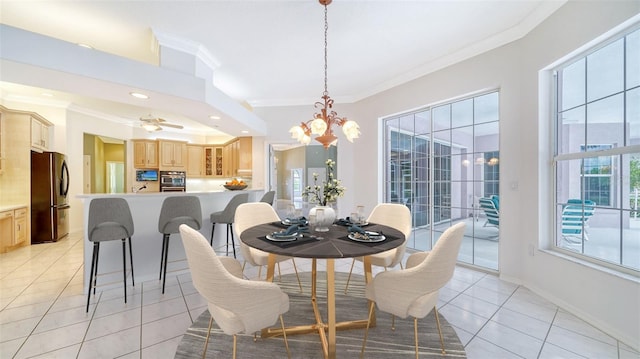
[1,232,638,359]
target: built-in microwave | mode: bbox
[159,171,186,192]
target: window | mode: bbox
[581,145,613,206]
[553,26,640,273]
[384,91,500,270]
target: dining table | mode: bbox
[240,221,405,359]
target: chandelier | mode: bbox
[289,0,360,149]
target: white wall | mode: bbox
[257,1,640,349]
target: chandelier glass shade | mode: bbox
[289,0,360,149]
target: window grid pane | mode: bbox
[384,91,499,270]
[553,27,640,273]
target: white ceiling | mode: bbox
[0,0,565,135]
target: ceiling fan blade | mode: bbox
[159,123,184,129]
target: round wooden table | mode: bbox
[241,222,404,359]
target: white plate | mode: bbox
[348,232,386,243]
[266,233,299,242]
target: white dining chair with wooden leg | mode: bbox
[235,202,302,291]
[179,225,291,359]
[344,203,412,293]
[360,222,466,358]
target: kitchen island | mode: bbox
[77,189,263,291]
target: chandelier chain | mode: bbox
[323,3,328,96]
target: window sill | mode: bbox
[540,248,640,283]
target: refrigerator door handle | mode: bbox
[54,204,71,209]
[61,160,70,197]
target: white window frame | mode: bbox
[549,22,640,276]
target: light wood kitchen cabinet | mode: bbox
[133,140,159,168]
[186,145,204,177]
[223,137,252,177]
[0,206,28,253]
[31,115,52,151]
[237,137,252,175]
[0,111,4,175]
[204,146,223,177]
[222,141,235,177]
[13,207,27,245]
[159,140,187,170]
[0,210,12,252]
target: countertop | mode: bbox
[0,204,28,212]
[76,188,263,199]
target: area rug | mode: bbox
[175,272,466,358]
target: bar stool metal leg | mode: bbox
[128,237,135,286]
[228,224,236,258]
[159,234,166,280]
[162,234,170,293]
[210,223,216,246]
[121,239,127,303]
[93,244,100,295]
[86,242,99,312]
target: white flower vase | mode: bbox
[309,206,336,232]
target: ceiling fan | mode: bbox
[139,116,184,132]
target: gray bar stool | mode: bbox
[86,198,135,312]
[209,193,248,258]
[158,196,202,294]
[260,190,276,206]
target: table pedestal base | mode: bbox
[261,257,376,359]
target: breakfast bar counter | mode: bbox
[77,189,263,291]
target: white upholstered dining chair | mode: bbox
[179,224,291,359]
[344,203,412,293]
[234,202,302,291]
[360,222,466,358]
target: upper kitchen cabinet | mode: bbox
[159,140,187,171]
[223,137,252,177]
[188,145,224,177]
[133,140,159,169]
[186,145,204,177]
[237,137,252,177]
[31,114,52,152]
[0,106,44,214]
[204,146,224,177]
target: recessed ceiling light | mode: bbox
[41,92,54,97]
[130,92,148,99]
[209,115,221,120]
[77,43,93,49]
[241,130,249,134]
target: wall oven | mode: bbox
[159,171,186,192]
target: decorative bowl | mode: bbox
[223,184,248,191]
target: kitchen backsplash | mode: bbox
[184,177,252,192]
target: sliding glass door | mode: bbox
[384,91,500,270]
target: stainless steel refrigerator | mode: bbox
[31,151,70,243]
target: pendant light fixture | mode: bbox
[289,0,360,148]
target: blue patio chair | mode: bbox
[562,199,596,242]
[479,196,499,227]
